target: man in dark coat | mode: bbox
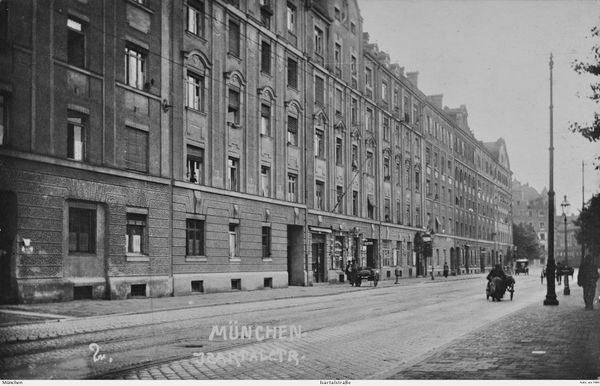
[443,262,449,278]
[578,255,599,310]
[487,264,507,282]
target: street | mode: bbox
[0,271,557,380]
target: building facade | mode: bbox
[512,179,548,265]
[0,0,514,303]
[555,214,582,268]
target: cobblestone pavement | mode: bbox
[106,274,544,380]
[387,280,600,380]
[3,271,595,381]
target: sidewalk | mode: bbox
[385,285,600,380]
[0,273,485,324]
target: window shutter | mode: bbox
[288,116,298,133]
[315,77,324,105]
[126,128,148,172]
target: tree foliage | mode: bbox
[574,193,600,257]
[570,26,600,168]
[512,223,542,261]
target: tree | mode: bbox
[570,26,600,168]
[574,193,600,258]
[512,223,542,261]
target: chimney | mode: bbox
[362,32,370,43]
[406,71,418,88]
[427,94,443,109]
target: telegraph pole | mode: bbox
[544,53,558,306]
[581,160,585,266]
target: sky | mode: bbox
[358,0,600,216]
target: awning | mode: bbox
[309,226,332,234]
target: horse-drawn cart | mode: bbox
[486,275,515,301]
[346,264,379,287]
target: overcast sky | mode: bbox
[358,0,600,215]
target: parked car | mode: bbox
[514,259,529,275]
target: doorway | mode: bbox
[311,234,326,283]
[366,239,377,268]
[0,191,17,304]
[287,225,304,286]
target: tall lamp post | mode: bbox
[544,53,558,306]
[561,195,570,295]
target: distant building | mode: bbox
[555,215,582,268]
[512,180,548,265]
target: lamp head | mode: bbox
[560,195,570,215]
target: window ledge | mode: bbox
[185,106,207,116]
[127,0,155,14]
[229,257,241,262]
[227,52,242,62]
[185,30,207,43]
[186,256,207,262]
[127,254,149,262]
[262,257,273,262]
[68,252,97,257]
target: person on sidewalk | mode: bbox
[541,266,546,284]
[443,262,449,278]
[577,255,599,310]
[556,262,563,285]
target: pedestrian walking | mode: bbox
[577,255,599,310]
[443,262,449,278]
[556,262,563,285]
[541,267,546,284]
[430,265,435,280]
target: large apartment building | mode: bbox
[512,179,548,265]
[0,0,513,303]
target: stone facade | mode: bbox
[0,0,513,303]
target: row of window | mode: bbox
[69,203,272,259]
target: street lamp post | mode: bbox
[544,53,558,306]
[561,195,570,295]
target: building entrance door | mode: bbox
[0,191,17,304]
[311,235,326,283]
[366,239,377,268]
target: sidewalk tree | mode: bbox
[512,223,542,261]
[570,26,600,168]
[574,193,600,258]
